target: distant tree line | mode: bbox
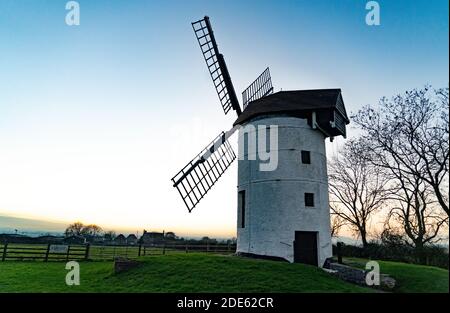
[63,221,236,246]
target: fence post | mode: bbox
[44,243,51,262]
[138,244,142,257]
[337,242,343,264]
[66,245,71,261]
[185,244,188,253]
[206,240,209,253]
[85,243,91,260]
[2,243,8,262]
[162,243,166,255]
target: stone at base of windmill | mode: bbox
[328,262,396,290]
[114,257,141,274]
[380,274,396,289]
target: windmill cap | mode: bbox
[233,89,350,138]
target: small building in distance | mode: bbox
[140,230,165,245]
[84,235,104,244]
[126,234,138,245]
[114,234,127,245]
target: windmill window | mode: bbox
[301,150,311,164]
[238,190,246,228]
[304,193,315,207]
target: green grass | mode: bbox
[0,253,370,293]
[1,253,446,293]
[344,257,449,293]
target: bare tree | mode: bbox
[328,139,389,247]
[353,86,449,217]
[64,221,84,236]
[65,222,103,237]
[385,169,446,260]
[352,86,449,256]
[81,224,103,237]
[330,213,345,238]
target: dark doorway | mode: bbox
[293,231,318,266]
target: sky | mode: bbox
[0,0,448,238]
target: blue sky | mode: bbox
[0,0,448,236]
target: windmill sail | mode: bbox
[172,127,238,212]
[242,67,274,109]
[192,16,241,115]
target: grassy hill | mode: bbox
[0,253,447,293]
[344,257,449,293]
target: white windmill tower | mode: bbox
[171,16,349,267]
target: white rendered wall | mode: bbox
[236,116,332,266]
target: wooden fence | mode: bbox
[0,243,88,261]
[0,242,236,262]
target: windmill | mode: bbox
[171,16,273,213]
[171,16,350,267]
